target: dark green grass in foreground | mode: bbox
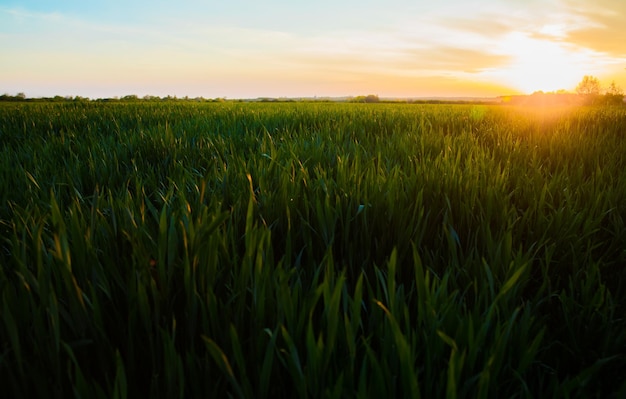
[1,101,625,398]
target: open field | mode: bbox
[1,101,625,398]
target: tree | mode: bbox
[0,92,27,101]
[576,75,601,96]
[604,80,624,105]
[605,80,623,96]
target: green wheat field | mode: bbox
[1,101,625,398]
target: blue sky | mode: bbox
[1,0,625,98]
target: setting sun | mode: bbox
[493,31,599,94]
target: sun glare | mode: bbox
[494,32,591,94]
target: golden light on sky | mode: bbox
[1,0,625,99]
[490,31,601,94]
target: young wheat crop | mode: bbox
[1,101,625,398]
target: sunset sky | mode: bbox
[1,0,625,99]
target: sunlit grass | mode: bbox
[1,101,625,398]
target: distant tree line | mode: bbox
[0,93,229,103]
[2,77,623,105]
[504,76,624,106]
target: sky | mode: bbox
[1,0,625,99]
